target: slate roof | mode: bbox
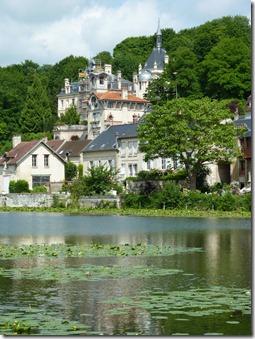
[57,140,92,158]
[144,47,167,70]
[0,140,66,166]
[83,124,138,153]
[234,117,252,138]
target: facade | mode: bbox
[82,123,176,181]
[85,90,149,139]
[0,136,66,193]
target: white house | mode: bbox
[0,136,66,193]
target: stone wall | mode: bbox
[0,193,121,208]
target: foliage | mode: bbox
[65,161,78,181]
[19,74,53,133]
[83,165,119,195]
[77,163,83,178]
[200,37,251,99]
[138,97,243,189]
[123,186,251,212]
[9,180,29,193]
[31,185,47,193]
[59,104,80,125]
[70,164,119,197]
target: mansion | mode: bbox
[56,20,168,140]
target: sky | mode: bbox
[0,0,251,67]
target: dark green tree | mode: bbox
[138,97,243,190]
[60,105,80,125]
[200,37,251,99]
[19,74,53,133]
[65,161,78,181]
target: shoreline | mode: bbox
[0,207,251,219]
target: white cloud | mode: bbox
[0,0,250,67]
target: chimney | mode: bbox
[104,64,112,74]
[117,70,122,90]
[12,135,21,148]
[121,87,128,99]
[133,114,138,124]
[65,78,70,94]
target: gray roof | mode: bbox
[57,82,79,96]
[144,47,167,70]
[234,117,251,138]
[83,124,138,153]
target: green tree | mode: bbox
[19,74,53,133]
[65,161,78,181]
[60,104,80,125]
[200,37,251,99]
[83,164,119,195]
[138,97,243,190]
[94,51,113,66]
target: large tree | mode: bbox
[138,97,243,189]
[19,74,53,133]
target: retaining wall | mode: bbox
[0,193,121,208]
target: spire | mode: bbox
[156,18,162,49]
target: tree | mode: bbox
[60,104,80,125]
[83,164,119,195]
[65,161,78,181]
[138,97,243,189]
[200,37,251,99]
[19,74,53,133]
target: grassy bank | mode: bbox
[0,206,251,218]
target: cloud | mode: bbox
[0,0,250,67]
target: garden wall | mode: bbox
[126,180,186,194]
[0,193,121,208]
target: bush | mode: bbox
[149,181,183,209]
[9,180,29,193]
[32,185,47,193]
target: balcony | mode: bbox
[240,148,251,158]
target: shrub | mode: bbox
[150,181,183,209]
[32,185,47,193]
[9,180,29,193]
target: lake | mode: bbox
[0,212,251,335]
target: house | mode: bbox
[82,123,175,181]
[55,21,168,140]
[0,136,66,193]
[232,95,252,188]
[84,90,149,139]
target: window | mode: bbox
[128,142,133,156]
[162,158,166,170]
[133,141,138,155]
[32,176,50,188]
[128,164,133,176]
[121,142,126,157]
[133,164,138,175]
[32,155,37,167]
[147,160,151,170]
[44,155,49,167]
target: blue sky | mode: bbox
[0,0,251,67]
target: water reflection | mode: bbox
[0,213,251,335]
